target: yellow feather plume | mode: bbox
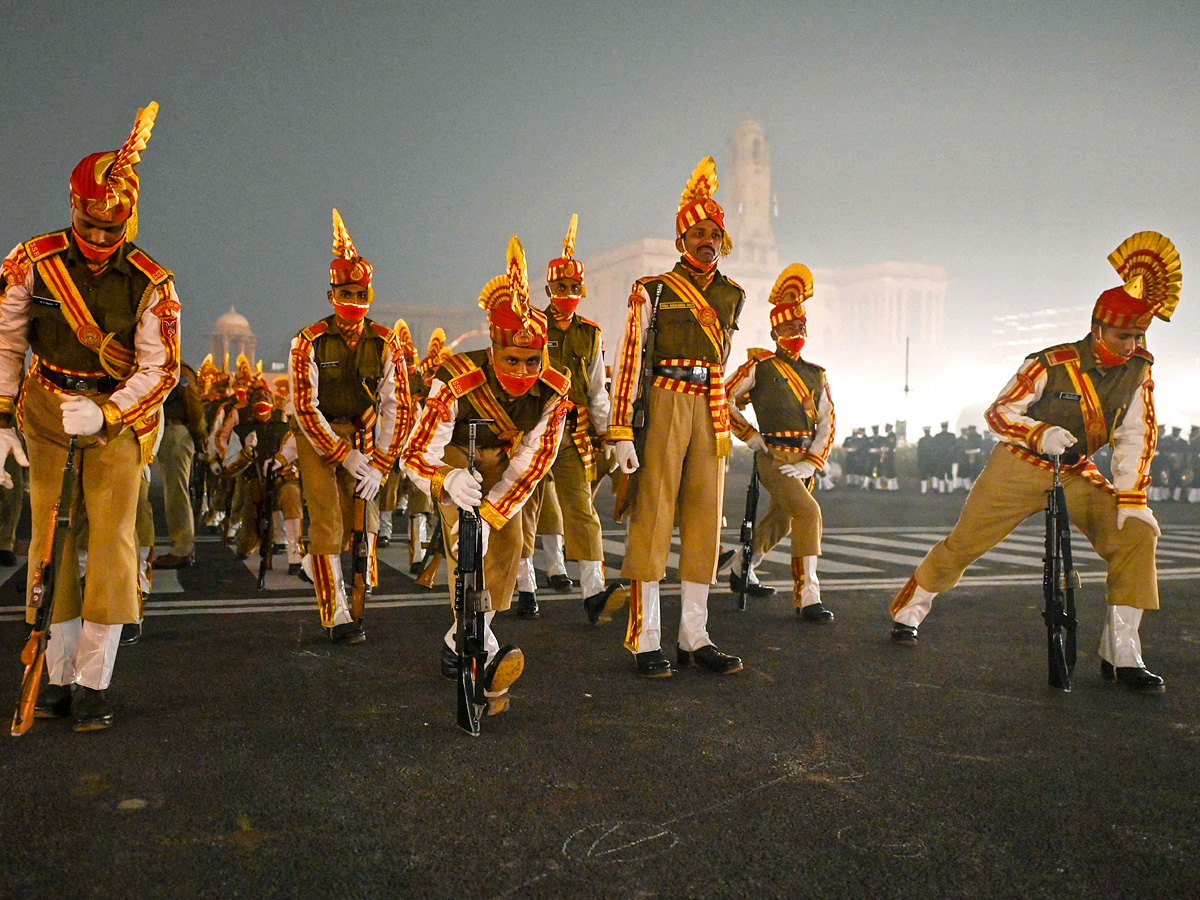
[562,214,578,260]
[107,102,158,204]
[768,264,814,307]
[679,156,719,211]
[477,274,510,312]
[331,208,357,260]
[1108,231,1182,322]
[506,234,530,318]
[427,328,446,356]
[393,318,410,341]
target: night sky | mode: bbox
[4,1,1198,417]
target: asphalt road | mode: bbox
[2,474,1199,900]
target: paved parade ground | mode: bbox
[3,479,1199,900]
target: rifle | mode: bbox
[455,418,492,736]
[350,430,369,623]
[613,282,663,521]
[1042,454,1079,691]
[256,449,278,590]
[190,451,207,518]
[415,510,445,588]
[12,437,78,736]
[220,468,235,547]
[736,458,760,611]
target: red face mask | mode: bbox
[234,387,249,402]
[1092,326,1133,368]
[495,370,539,397]
[252,401,273,418]
[777,334,806,357]
[72,226,123,263]
[333,301,370,323]
[681,250,718,273]
[550,296,580,318]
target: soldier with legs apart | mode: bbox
[726,264,836,621]
[888,233,1179,692]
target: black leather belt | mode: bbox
[1034,450,1082,466]
[39,364,119,394]
[765,434,812,450]
[653,364,709,384]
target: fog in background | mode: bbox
[3,0,1198,429]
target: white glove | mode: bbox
[444,467,483,510]
[61,396,104,436]
[355,465,384,502]
[613,441,639,473]
[0,428,29,489]
[746,434,768,454]
[779,461,817,480]
[342,448,371,479]
[1038,426,1078,456]
[1117,506,1160,536]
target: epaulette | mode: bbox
[723,274,745,292]
[24,231,70,263]
[539,364,571,397]
[441,353,487,398]
[1132,347,1154,364]
[802,359,826,372]
[126,247,172,285]
[368,321,394,341]
[747,347,775,362]
[299,321,330,342]
[1042,344,1080,366]
[577,315,601,330]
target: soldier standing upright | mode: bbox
[608,157,746,677]
[917,425,936,493]
[930,421,956,493]
[0,103,180,730]
[404,236,571,716]
[888,232,1179,692]
[152,359,206,568]
[289,210,411,643]
[725,264,837,620]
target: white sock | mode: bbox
[541,534,567,576]
[1099,605,1146,668]
[329,555,352,626]
[516,556,536,593]
[579,560,604,599]
[46,617,82,685]
[285,519,302,564]
[799,556,821,607]
[678,580,712,652]
[74,620,122,690]
[628,580,662,653]
[893,581,937,627]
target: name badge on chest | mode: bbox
[31,295,61,309]
[1057,391,1082,401]
[547,341,560,349]
[319,361,339,369]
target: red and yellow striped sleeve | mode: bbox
[607,282,647,441]
[984,358,1048,451]
[369,334,412,473]
[724,356,759,442]
[805,375,836,469]
[479,396,570,530]
[402,381,458,503]
[110,282,181,428]
[1110,367,1156,507]
[289,331,351,465]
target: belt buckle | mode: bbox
[692,366,708,382]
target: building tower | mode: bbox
[209,306,257,366]
[724,115,778,268]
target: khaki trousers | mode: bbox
[236,476,303,557]
[535,474,563,534]
[0,451,27,552]
[622,386,724,584]
[439,445,538,613]
[753,451,822,558]
[295,423,379,555]
[913,445,1158,608]
[23,377,140,625]
[156,421,195,555]
[551,438,604,561]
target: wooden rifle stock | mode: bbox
[12,438,78,736]
[415,518,444,588]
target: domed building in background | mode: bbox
[209,306,257,366]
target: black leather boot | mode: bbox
[677,644,743,674]
[635,649,674,678]
[71,686,113,732]
[35,683,72,718]
[890,623,918,644]
[729,569,775,597]
[517,591,540,619]
[328,622,366,644]
[1101,660,1165,692]
[584,583,627,626]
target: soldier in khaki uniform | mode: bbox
[404,236,571,717]
[725,265,837,621]
[289,210,411,643]
[889,232,1179,692]
[152,360,206,568]
[0,103,180,730]
[608,157,745,678]
[524,215,624,622]
[226,386,303,569]
[377,319,418,548]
